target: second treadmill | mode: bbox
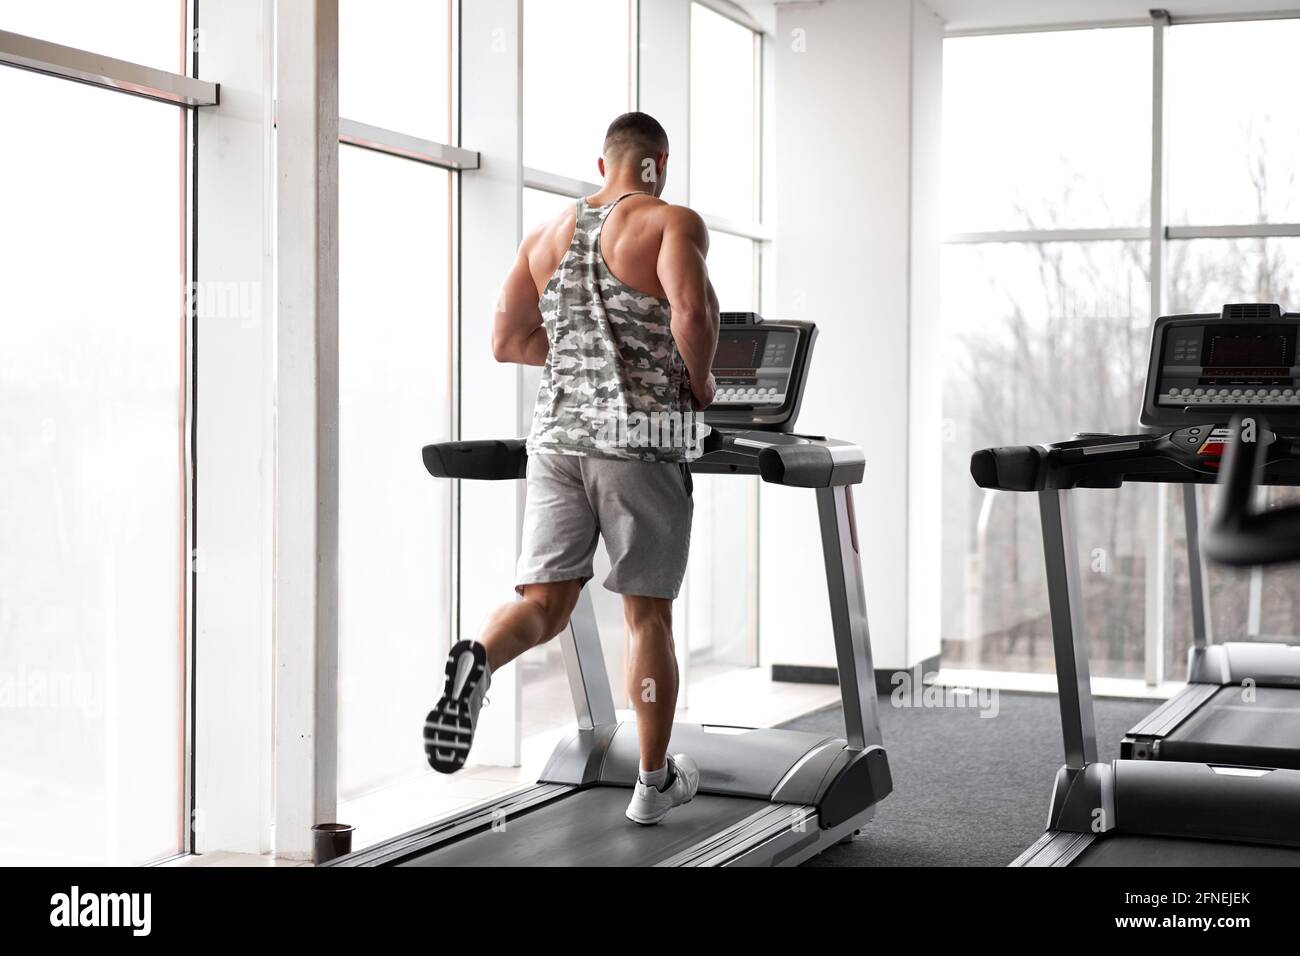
[971,303,1300,865]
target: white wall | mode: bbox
[909,0,945,676]
[193,0,276,855]
[763,0,942,675]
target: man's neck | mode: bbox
[588,175,656,205]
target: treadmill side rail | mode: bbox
[323,784,575,866]
[1010,830,1097,868]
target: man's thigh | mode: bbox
[586,459,693,600]
[516,453,600,593]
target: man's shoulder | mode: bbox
[622,199,704,239]
[657,203,707,243]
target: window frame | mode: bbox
[941,9,1300,691]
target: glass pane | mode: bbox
[689,3,758,222]
[0,0,184,72]
[706,232,756,312]
[1164,485,1300,678]
[337,147,453,801]
[1168,19,1300,225]
[683,475,758,680]
[943,29,1151,232]
[523,0,632,181]
[522,187,577,232]
[339,0,452,141]
[1166,237,1300,314]
[941,241,1151,678]
[0,70,184,864]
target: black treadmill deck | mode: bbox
[398,787,773,867]
[1163,685,1300,771]
[1076,834,1300,867]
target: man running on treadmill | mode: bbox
[425,112,720,825]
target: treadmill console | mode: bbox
[1142,303,1300,430]
[703,312,816,432]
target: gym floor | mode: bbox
[781,691,1153,866]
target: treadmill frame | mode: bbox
[327,434,892,867]
[1012,487,1300,866]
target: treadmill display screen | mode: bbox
[713,333,764,372]
[712,330,797,373]
[1206,332,1290,372]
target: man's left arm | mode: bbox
[492,239,548,366]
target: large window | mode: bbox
[689,2,760,224]
[523,0,633,182]
[1159,17,1300,680]
[335,3,454,811]
[1166,19,1300,226]
[0,9,188,864]
[941,18,1300,685]
[943,29,1150,233]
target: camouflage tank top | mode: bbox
[527,192,701,463]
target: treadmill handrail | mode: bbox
[422,430,867,488]
[1205,415,1300,566]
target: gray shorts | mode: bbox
[516,452,694,600]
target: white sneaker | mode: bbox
[625,754,700,825]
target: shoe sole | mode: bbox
[424,641,485,773]
[625,785,697,826]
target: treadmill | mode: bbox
[1122,305,1300,770]
[976,304,1300,773]
[970,303,1300,866]
[327,313,893,867]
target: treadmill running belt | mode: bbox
[1075,834,1300,867]
[1163,686,1300,770]
[398,787,772,867]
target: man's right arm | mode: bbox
[657,206,720,408]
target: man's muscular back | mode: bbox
[524,194,689,301]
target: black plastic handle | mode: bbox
[969,446,1043,492]
[422,440,527,481]
[1205,416,1300,566]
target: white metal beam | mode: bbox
[1143,10,1170,688]
[1167,223,1300,239]
[696,0,769,34]
[945,227,1147,243]
[945,7,1300,37]
[192,0,277,857]
[339,117,479,170]
[0,28,219,106]
[459,0,526,767]
[274,0,340,860]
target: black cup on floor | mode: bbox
[311,823,355,864]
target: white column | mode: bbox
[1143,11,1170,684]
[459,0,525,766]
[907,0,946,675]
[274,0,339,860]
[192,0,277,855]
[766,0,942,675]
[638,0,690,206]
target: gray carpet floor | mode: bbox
[779,690,1153,866]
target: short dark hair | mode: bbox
[603,111,669,161]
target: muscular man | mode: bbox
[425,112,720,825]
